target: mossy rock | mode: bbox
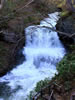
[60,11,70,17]
[57,48,75,81]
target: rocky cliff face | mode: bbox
[56,13,75,47]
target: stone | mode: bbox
[56,13,75,46]
[0,29,19,43]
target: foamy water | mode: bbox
[0,12,66,100]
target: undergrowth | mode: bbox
[57,45,75,81]
[27,45,75,99]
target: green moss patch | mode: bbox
[57,45,75,81]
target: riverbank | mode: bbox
[31,12,75,100]
[0,0,57,76]
[28,45,75,100]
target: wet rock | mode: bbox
[56,13,75,46]
[0,29,25,77]
[0,30,19,43]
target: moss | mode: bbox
[35,78,50,92]
[60,11,70,17]
[57,45,75,81]
[26,78,50,100]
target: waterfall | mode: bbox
[0,12,66,100]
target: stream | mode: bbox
[0,12,66,100]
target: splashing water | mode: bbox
[0,12,66,100]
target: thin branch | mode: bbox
[49,90,54,100]
[0,30,18,36]
[0,0,34,23]
[40,14,75,38]
[0,31,3,33]
[36,25,75,38]
[43,19,54,28]
[70,33,75,37]
[15,0,34,13]
[0,0,74,38]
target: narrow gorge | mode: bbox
[0,12,66,100]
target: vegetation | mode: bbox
[26,78,50,100]
[55,45,75,92]
[56,0,75,11]
[57,0,75,17]
[57,46,75,81]
[0,0,25,15]
[27,45,75,99]
[35,78,50,92]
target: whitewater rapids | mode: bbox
[0,12,66,100]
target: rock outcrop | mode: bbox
[56,13,75,47]
[0,0,58,76]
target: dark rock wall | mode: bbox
[56,13,75,47]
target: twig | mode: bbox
[0,0,34,23]
[0,31,3,33]
[42,16,75,38]
[15,0,34,12]
[0,30,18,36]
[43,19,54,28]
[40,14,75,38]
[41,26,75,38]
[0,0,74,38]
[53,82,62,88]
[49,90,54,100]
[33,81,63,100]
[70,33,75,37]
[33,25,74,38]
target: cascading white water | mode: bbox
[0,12,66,100]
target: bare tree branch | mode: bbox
[0,0,34,23]
[37,25,75,38]
[15,0,34,13]
[49,90,54,100]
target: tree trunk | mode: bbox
[0,0,4,9]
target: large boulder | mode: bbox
[56,13,75,46]
[0,30,19,43]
